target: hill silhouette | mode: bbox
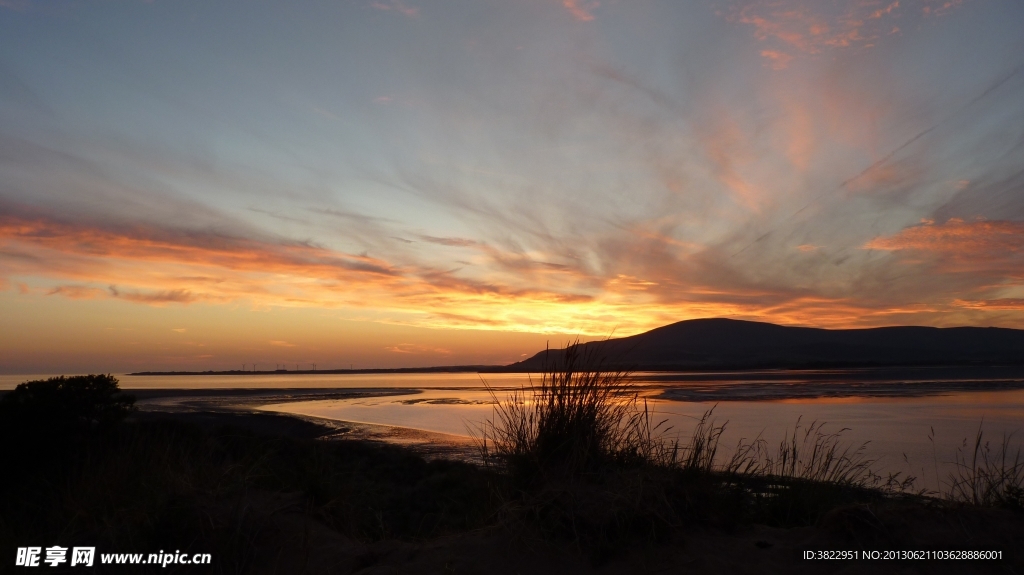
[509,318,1024,371]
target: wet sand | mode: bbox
[132,387,480,461]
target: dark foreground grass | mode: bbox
[2,369,1022,572]
[945,427,1024,509]
[472,344,939,559]
[0,376,497,573]
[1,419,499,572]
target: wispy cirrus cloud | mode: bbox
[865,218,1024,276]
[0,208,664,334]
[3,0,1024,377]
[416,235,479,247]
[860,218,1024,317]
[3,0,1022,339]
[0,211,402,279]
[562,0,599,22]
[3,200,925,335]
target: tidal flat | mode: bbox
[119,367,1024,493]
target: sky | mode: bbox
[1,0,1023,373]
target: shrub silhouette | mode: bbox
[478,341,663,484]
[0,374,135,446]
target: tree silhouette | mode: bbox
[0,374,135,443]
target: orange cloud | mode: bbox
[922,0,964,17]
[727,0,966,68]
[865,218,1024,256]
[954,298,1024,310]
[870,1,900,19]
[607,274,658,291]
[0,214,402,280]
[0,211,664,335]
[733,3,834,55]
[864,218,1024,278]
[562,0,598,22]
[6,208,1024,337]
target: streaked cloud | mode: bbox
[416,235,479,247]
[955,298,1024,310]
[860,218,1024,317]
[1,0,1023,372]
[2,203,928,335]
[562,0,599,22]
[865,218,1024,268]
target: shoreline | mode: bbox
[133,388,481,462]
[127,362,1024,377]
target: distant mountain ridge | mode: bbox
[509,318,1024,371]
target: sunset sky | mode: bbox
[2,0,1023,373]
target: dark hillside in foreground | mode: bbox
[510,318,1024,371]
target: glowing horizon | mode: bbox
[2,0,1023,373]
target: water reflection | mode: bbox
[261,386,1024,492]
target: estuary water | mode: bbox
[250,372,1024,492]
[5,367,1024,491]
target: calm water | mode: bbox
[5,369,1024,491]
[259,385,1024,490]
